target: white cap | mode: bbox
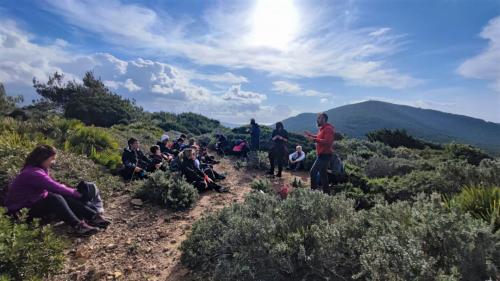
[160,134,170,142]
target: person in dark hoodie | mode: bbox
[180,149,228,193]
[268,122,289,178]
[121,138,153,180]
[305,112,335,194]
[249,118,261,151]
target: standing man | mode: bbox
[249,119,261,151]
[305,113,335,194]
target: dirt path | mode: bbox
[51,158,309,281]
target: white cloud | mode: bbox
[0,20,284,123]
[458,16,500,92]
[123,78,141,92]
[272,80,330,97]
[42,0,421,89]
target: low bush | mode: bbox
[0,209,66,281]
[445,186,500,231]
[247,151,270,171]
[66,126,121,169]
[136,171,198,211]
[444,142,491,166]
[364,156,416,178]
[250,178,273,194]
[181,190,499,281]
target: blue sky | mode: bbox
[1,0,499,124]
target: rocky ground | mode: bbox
[50,158,308,281]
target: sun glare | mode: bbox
[247,0,299,50]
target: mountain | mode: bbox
[281,100,500,154]
[221,121,241,129]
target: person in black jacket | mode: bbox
[180,149,228,193]
[249,119,261,151]
[121,138,154,180]
[149,145,168,172]
[268,122,289,178]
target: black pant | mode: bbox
[28,193,96,227]
[289,160,304,171]
[310,154,332,194]
[191,180,222,193]
[269,151,285,175]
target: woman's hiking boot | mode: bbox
[74,221,99,236]
[88,214,111,229]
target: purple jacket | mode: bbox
[5,165,81,213]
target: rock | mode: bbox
[114,271,123,279]
[183,225,191,230]
[130,198,143,207]
[170,239,177,244]
[157,230,167,238]
[69,272,78,281]
[125,238,133,245]
[105,243,118,251]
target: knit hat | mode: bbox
[160,134,170,142]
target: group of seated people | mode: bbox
[121,133,228,193]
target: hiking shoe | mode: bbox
[74,221,99,237]
[87,214,111,229]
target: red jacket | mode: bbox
[313,123,335,155]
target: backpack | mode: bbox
[328,154,347,183]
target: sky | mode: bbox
[0,0,499,124]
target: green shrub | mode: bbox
[290,177,305,189]
[250,178,273,194]
[66,126,121,169]
[364,156,416,178]
[181,191,499,281]
[444,142,491,166]
[0,209,65,281]
[247,151,269,171]
[136,171,198,211]
[445,186,500,231]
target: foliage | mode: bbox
[136,171,198,211]
[33,71,141,127]
[250,178,273,194]
[445,186,500,231]
[0,83,23,116]
[247,151,270,171]
[291,177,305,189]
[181,190,499,281]
[151,111,225,136]
[0,209,66,281]
[366,128,441,149]
[65,126,121,169]
[444,142,491,166]
[364,156,416,178]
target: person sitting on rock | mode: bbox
[121,137,152,180]
[288,145,306,171]
[5,145,110,236]
[180,149,228,193]
[149,145,168,172]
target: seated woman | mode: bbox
[5,145,110,236]
[288,145,306,171]
[179,149,228,193]
[156,134,174,161]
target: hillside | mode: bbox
[282,100,500,154]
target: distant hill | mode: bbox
[221,122,241,129]
[281,100,500,154]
